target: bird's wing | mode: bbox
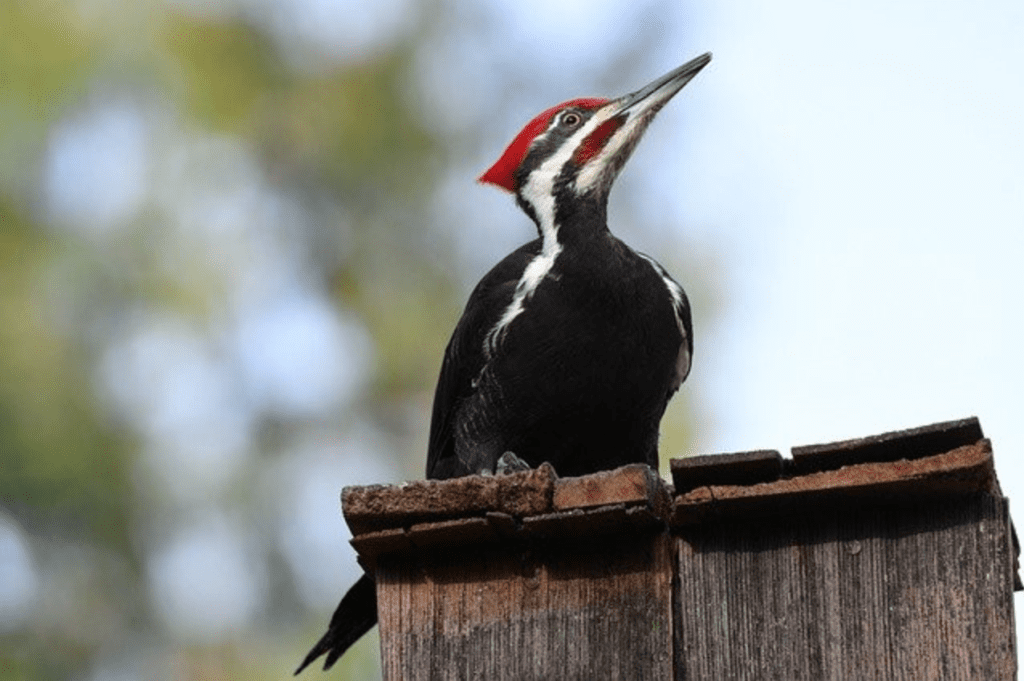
[426,240,541,479]
[637,251,693,393]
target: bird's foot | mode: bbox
[496,451,531,475]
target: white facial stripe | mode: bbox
[483,107,618,356]
[574,111,643,194]
[521,105,617,233]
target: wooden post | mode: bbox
[341,417,1019,680]
[375,528,673,679]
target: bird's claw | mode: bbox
[496,451,531,475]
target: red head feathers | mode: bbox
[478,97,608,192]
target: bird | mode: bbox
[296,51,710,674]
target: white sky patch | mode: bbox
[97,290,373,503]
[684,0,1024,455]
[98,313,253,503]
[244,0,416,70]
[148,514,265,640]
[489,0,658,66]
[0,516,37,632]
[231,289,374,419]
[44,98,150,236]
[272,432,401,609]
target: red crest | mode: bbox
[479,98,609,192]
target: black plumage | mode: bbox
[426,212,691,479]
[297,52,709,674]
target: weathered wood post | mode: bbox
[341,417,1019,680]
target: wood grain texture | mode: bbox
[790,417,983,473]
[376,531,673,680]
[345,422,1018,678]
[673,493,1016,680]
[343,464,557,535]
[672,441,995,526]
[671,450,783,492]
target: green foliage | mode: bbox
[0,0,96,200]
[0,2,455,677]
[262,51,438,190]
[158,14,286,132]
[0,2,707,679]
[0,201,132,549]
[0,0,96,118]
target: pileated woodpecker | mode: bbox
[297,52,710,673]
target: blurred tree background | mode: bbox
[0,0,712,678]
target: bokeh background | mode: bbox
[1,1,1022,679]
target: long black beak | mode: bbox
[572,53,711,195]
[613,52,712,120]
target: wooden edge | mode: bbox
[553,463,670,517]
[343,462,672,536]
[344,464,673,566]
[672,440,995,526]
[670,450,784,492]
[351,517,499,570]
[351,502,668,568]
[521,503,664,541]
[485,511,520,540]
[342,463,557,535]
[407,516,495,551]
[790,416,983,474]
[350,527,415,570]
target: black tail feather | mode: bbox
[295,573,378,674]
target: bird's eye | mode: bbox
[561,111,582,127]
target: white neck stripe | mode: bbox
[482,106,620,358]
[519,106,617,235]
